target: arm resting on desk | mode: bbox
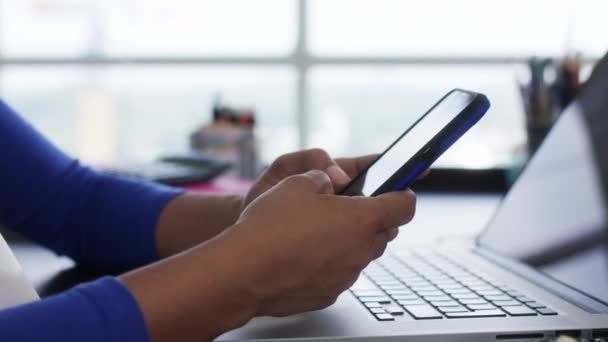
[0,277,149,342]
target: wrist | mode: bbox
[191,233,260,336]
[155,193,246,258]
[120,231,259,341]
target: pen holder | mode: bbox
[525,121,552,155]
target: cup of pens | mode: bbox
[518,56,580,155]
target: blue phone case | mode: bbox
[339,89,490,197]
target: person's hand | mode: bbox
[153,149,378,259]
[222,169,416,316]
[242,148,429,244]
[243,149,377,210]
[155,148,429,259]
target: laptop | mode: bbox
[219,56,608,341]
[0,232,39,310]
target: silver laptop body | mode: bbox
[219,57,608,341]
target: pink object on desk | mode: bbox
[178,175,253,194]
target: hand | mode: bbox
[153,149,376,259]
[243,149,377,210]
[155,148,429,259]
[223,169,417,316]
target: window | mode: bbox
[0,0,605,167]
[308,0,608,57]
[102,0,296,56]
[309,65,525,168]
[0,0,90,57]
[1,65,296,163]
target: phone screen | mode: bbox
[341,90,475,196]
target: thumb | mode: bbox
[280,169,335,195]
[356,189,417,232]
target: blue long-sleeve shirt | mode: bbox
[0,99,183,341]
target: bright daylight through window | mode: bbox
[0,0,606,167]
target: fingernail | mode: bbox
[325,165,351,185]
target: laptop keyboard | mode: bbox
[350,252,558,321]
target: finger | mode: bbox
[371,231,389,260]
[416,168,431,180]
[281,169,334,195]
[335,154,378,179]
[273,148,334,178]
[386,227,399,241]
[324,164,351,188]
[271,149,350,189]
[356,189,417,232]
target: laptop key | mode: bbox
[491,300,522,307]
[352,290,384,297]
[459,298,487,305]
[422,295,451,301]
[476,290,503,296]
[432,279,460,286]
[370,308,386,314]
[352,276,380,290]
[444,309,506,318]
[391,294,419,300]
[451,293,479,300]
[437,284,465,290]
[537,308,558,315]
[403,305,443,319]
[430,300,460,307]
[445,309,506,318]
[466,304,496,310]
[502,306,537,316]
[411,286,438,293]
[526,302,546,309]
[385,306,405,316]
[406,280,431,287]
[445,289,473,295]
[398,299,425,306]
[386,289,413,296]
[375,313,395,321]
[483,295,511,301]
[464,283,491,289]
[416,290,442,296]
[437,305,469,313]
[376,281,402,287]
[365,302,383,308]
[505,290,521,296]
[514,295,534,303]
[359,296,391,304]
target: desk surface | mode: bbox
[9,192,502,297]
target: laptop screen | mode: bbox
[477,58,608,306]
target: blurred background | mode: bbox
[0,0,606,178]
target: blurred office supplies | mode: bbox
[100,151,231,185]
[518,55,582,154]
[190,96,260,179]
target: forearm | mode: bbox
[120,230,258,342]
[0,100,183,270]
[154,192,243,258]
[0,277,150,342]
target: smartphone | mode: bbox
[339,89,490,197]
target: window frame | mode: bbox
[0,0,600,151]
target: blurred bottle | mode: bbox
[190,96,259,179]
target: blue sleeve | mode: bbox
[0,277,150,342]
[0,99,183,270]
